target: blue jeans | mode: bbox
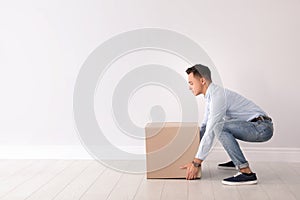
[202,119,274,169]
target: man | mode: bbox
[180,64,273,185]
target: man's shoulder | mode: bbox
[211,84,246,101]
[210,83,227,94]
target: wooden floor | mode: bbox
[0,160,299,200]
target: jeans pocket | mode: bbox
[255,122,273,142]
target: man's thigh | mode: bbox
[221,120,271,142]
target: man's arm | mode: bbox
[199,101,209,140]
[181,86,226,180]
[195,86,226,161]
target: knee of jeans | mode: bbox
[213,122,225,138]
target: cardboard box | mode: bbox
[145,122,201,179]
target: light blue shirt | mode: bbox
[195,83,267,160]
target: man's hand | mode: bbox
[180,159,201,180]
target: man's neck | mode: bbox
[203,82,212,96]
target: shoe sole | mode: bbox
[221,180,258,186]
[217,166,237,170]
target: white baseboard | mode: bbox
[0,145,299,162]
[207,147,300,163]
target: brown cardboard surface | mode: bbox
[145,122,201,179]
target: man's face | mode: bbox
[188,73,204,96]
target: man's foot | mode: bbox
[218,161,236,170]
[222,172,258,186]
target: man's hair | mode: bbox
[186,64,212,82]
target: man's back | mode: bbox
[224,87,267,121]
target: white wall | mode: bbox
[0,0,299,159]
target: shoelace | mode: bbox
[233,172,242,177]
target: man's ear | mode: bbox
[201,77,206,85]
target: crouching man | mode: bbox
[180,64,273,185]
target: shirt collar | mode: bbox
[204,83,214,100]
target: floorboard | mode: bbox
[0,160,299,200]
